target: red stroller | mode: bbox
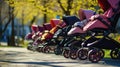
[26,23,52,51]
[36,19,66,53]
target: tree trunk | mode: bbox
[57,0,73,16]
[0,11,2,45]
[0,6,2,40]
[43,0,47,23]
[43,10,47,23]
[9,6,16,46]
[0,0,3,40]
[10,11,15,46]
[29,16,36,32]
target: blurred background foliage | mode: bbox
[5,0,102,24]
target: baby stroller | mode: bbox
[31,25,45,40]
[53,16,81,55]
[25,25,42,40]
[77,14,120,63]
[73,0,120,63]
[36,16,80,54]
[35,19,65,53]
[26,23,52,51]
[25,25,44,50]
[61,11,96,59]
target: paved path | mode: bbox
[0,47,120,67]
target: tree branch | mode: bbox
[57,0,66,13]
[67,0,73,11]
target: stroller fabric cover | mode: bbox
[41,21,65,41]
[74,9,96,28]
[79,9,96,20]
[38,26,45,32]
[68,0,120,35]
[25,33,33,40]
[43,23,52,31]
[31,25,39,33]
[50,19,61,28]
[62,16,80,25]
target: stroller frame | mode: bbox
[76,11,120,63]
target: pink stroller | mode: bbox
[25,23,51,41]
[66,0,120,63]
[25,25,39,40]
[31,25,45,40]
[68,0,120,35]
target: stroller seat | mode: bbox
[86,12,120,49]
[89,10,120,36]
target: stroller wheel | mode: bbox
[40,46,44,53]
[27,43,33,50]
[118,51,120,59]
[77,48,88,60]
[88,49,101,63]
[54,48,62,55]
[110,48,119,59]
[36,47,42,52]
[99,49,105,59]
[43,46,51,53]
[62,50,70,58]
[27,45,31,50]
[69,50,77,60]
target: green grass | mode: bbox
[104,34,120,59]
[0,45,23,48]
[0,45,13,48]
[22,40,30,48]
[104,49,111,58]
[0,40,29,48]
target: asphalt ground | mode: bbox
[0,47,120,67]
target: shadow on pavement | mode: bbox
[102,58,120,67]
[0,48,120,67]
[0,58,120,67]
[0,60,78,67]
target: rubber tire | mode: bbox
[62,50,70,58]
[36,47,42,52]
[43,46,51,53]
[54,48,62,55]
[69,50,77,60]
[110,48,119,59]
[88,49,101,63]
[77,48,88,60]
[27,42,33,50]
[99,49,105,59]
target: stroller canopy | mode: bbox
[62,16,80,25]
[98,0,120,11]
[31,25,38,33]
[38,25,45,32]
[43,23,52,31]
[50,19,61,28]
